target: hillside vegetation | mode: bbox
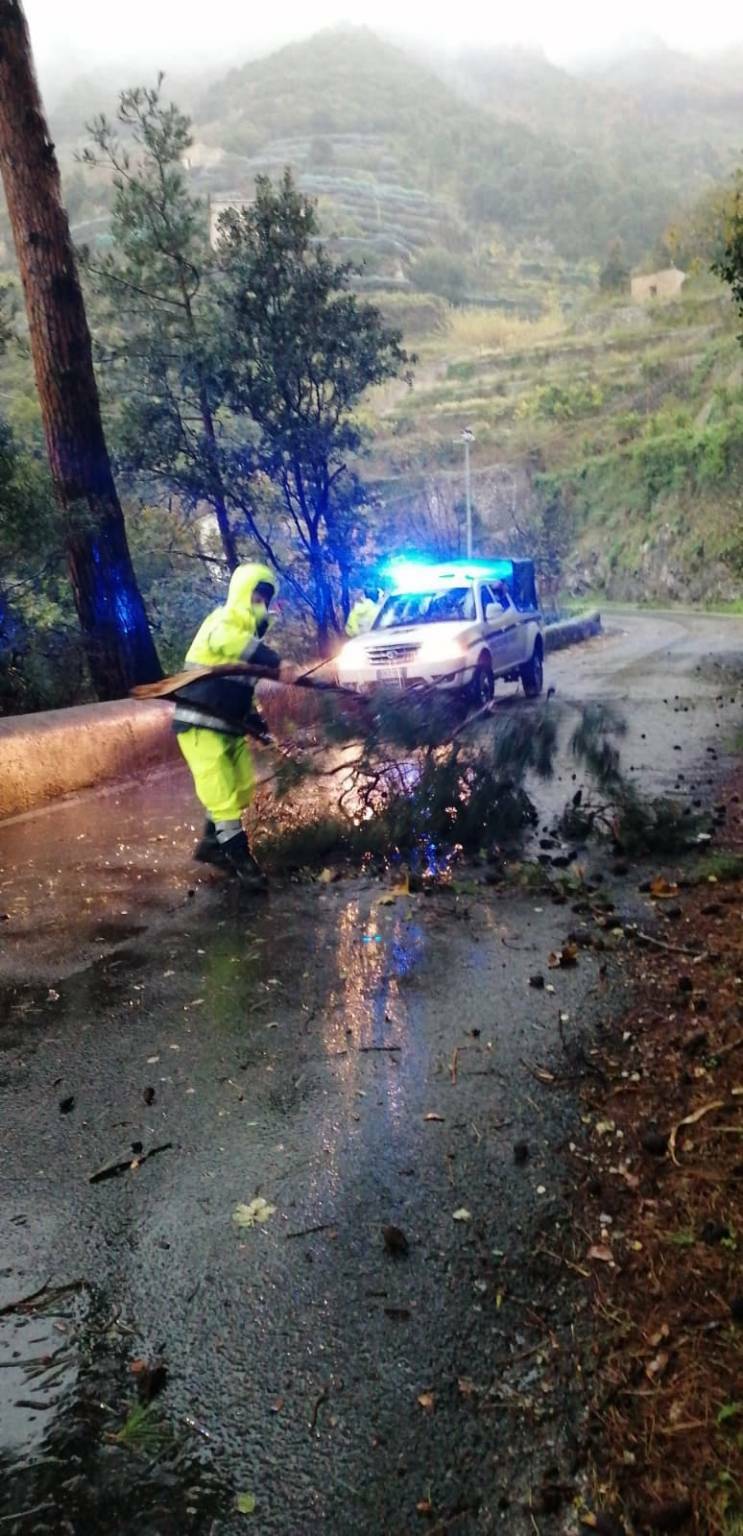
[367,275,743,605]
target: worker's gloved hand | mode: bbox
[278,660,303,684]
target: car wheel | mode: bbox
[520,644,544,698]
[472,660,495,709]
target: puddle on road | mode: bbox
[0,1281,229,1535]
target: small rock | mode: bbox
[513,1141,529,1166]
[59,1095,75,1115]
[537,1482,565,1515]
[682,1030,708,1056]
[134,1359,168,1403]
[593,1515,625,1536]
[677,975,693,994]
[700,1220,729,1245]
[642,1496,692,1531]
[143,1086,156,1106]
[730,1295,743,1324]
[382,1224,409,1257]
[642,1129,669,1157]
[529,974,545,990]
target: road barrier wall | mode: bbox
[544,609,602,652]
[0,699,178,821]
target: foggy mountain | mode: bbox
[41,26,743,268]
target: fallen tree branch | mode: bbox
[634,932,708,960]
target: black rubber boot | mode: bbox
[221,830,269,892]
[193,819,230,869]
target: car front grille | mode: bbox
[366,643,420,665]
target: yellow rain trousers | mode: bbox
[177,728,255,823]
[175,561,278,825]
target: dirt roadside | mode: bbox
[566,778,743,1535]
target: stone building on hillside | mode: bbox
[631,266,686,303]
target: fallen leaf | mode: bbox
[417,1391,435,1413]
[423,1112,445,1123]
[378,874,410,906]
[270,1397,284,1414]
[649,876,679,899]
[457,1377,477,1397]
[232,1198,276,1229]
[548,944,578,969]
[587,1244,614,1263]
[649,1323,670,1348]
[452,1207,471,1222]
[594,1120,615,1136]
[416,1498,434,1516]
[235,1492,256,1516]
[319,868,334,884]
[645,1349,669,1381]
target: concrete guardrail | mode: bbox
[0,611,602,821]
[0,698,178,822]
[544,609,602,652]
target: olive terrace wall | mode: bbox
[0,612,601,821]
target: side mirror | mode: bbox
[485,602,501,622]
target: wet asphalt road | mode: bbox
[0,611,741,1536]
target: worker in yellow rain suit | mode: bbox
[345,585,380,638]
[172,563,295,892]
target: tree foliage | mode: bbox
[81,82,239,569]
[599,238,629,292]
[215,172,411,644]
[712,176,743,339]
[82,85,411,649]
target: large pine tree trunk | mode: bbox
[0,1,161,698]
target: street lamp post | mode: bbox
[460,428,475,558]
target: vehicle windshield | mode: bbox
[374,587,475,630]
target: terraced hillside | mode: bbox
[365,277,743,606]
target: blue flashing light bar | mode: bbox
[383,557,514,593]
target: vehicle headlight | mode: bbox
[417,635,466,664]
[337,642,359,672]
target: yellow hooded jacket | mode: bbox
[345,596,379,637]
[173,563,280,737]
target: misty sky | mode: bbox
[24,0,743,83]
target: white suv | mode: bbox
[337,559,544,704]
